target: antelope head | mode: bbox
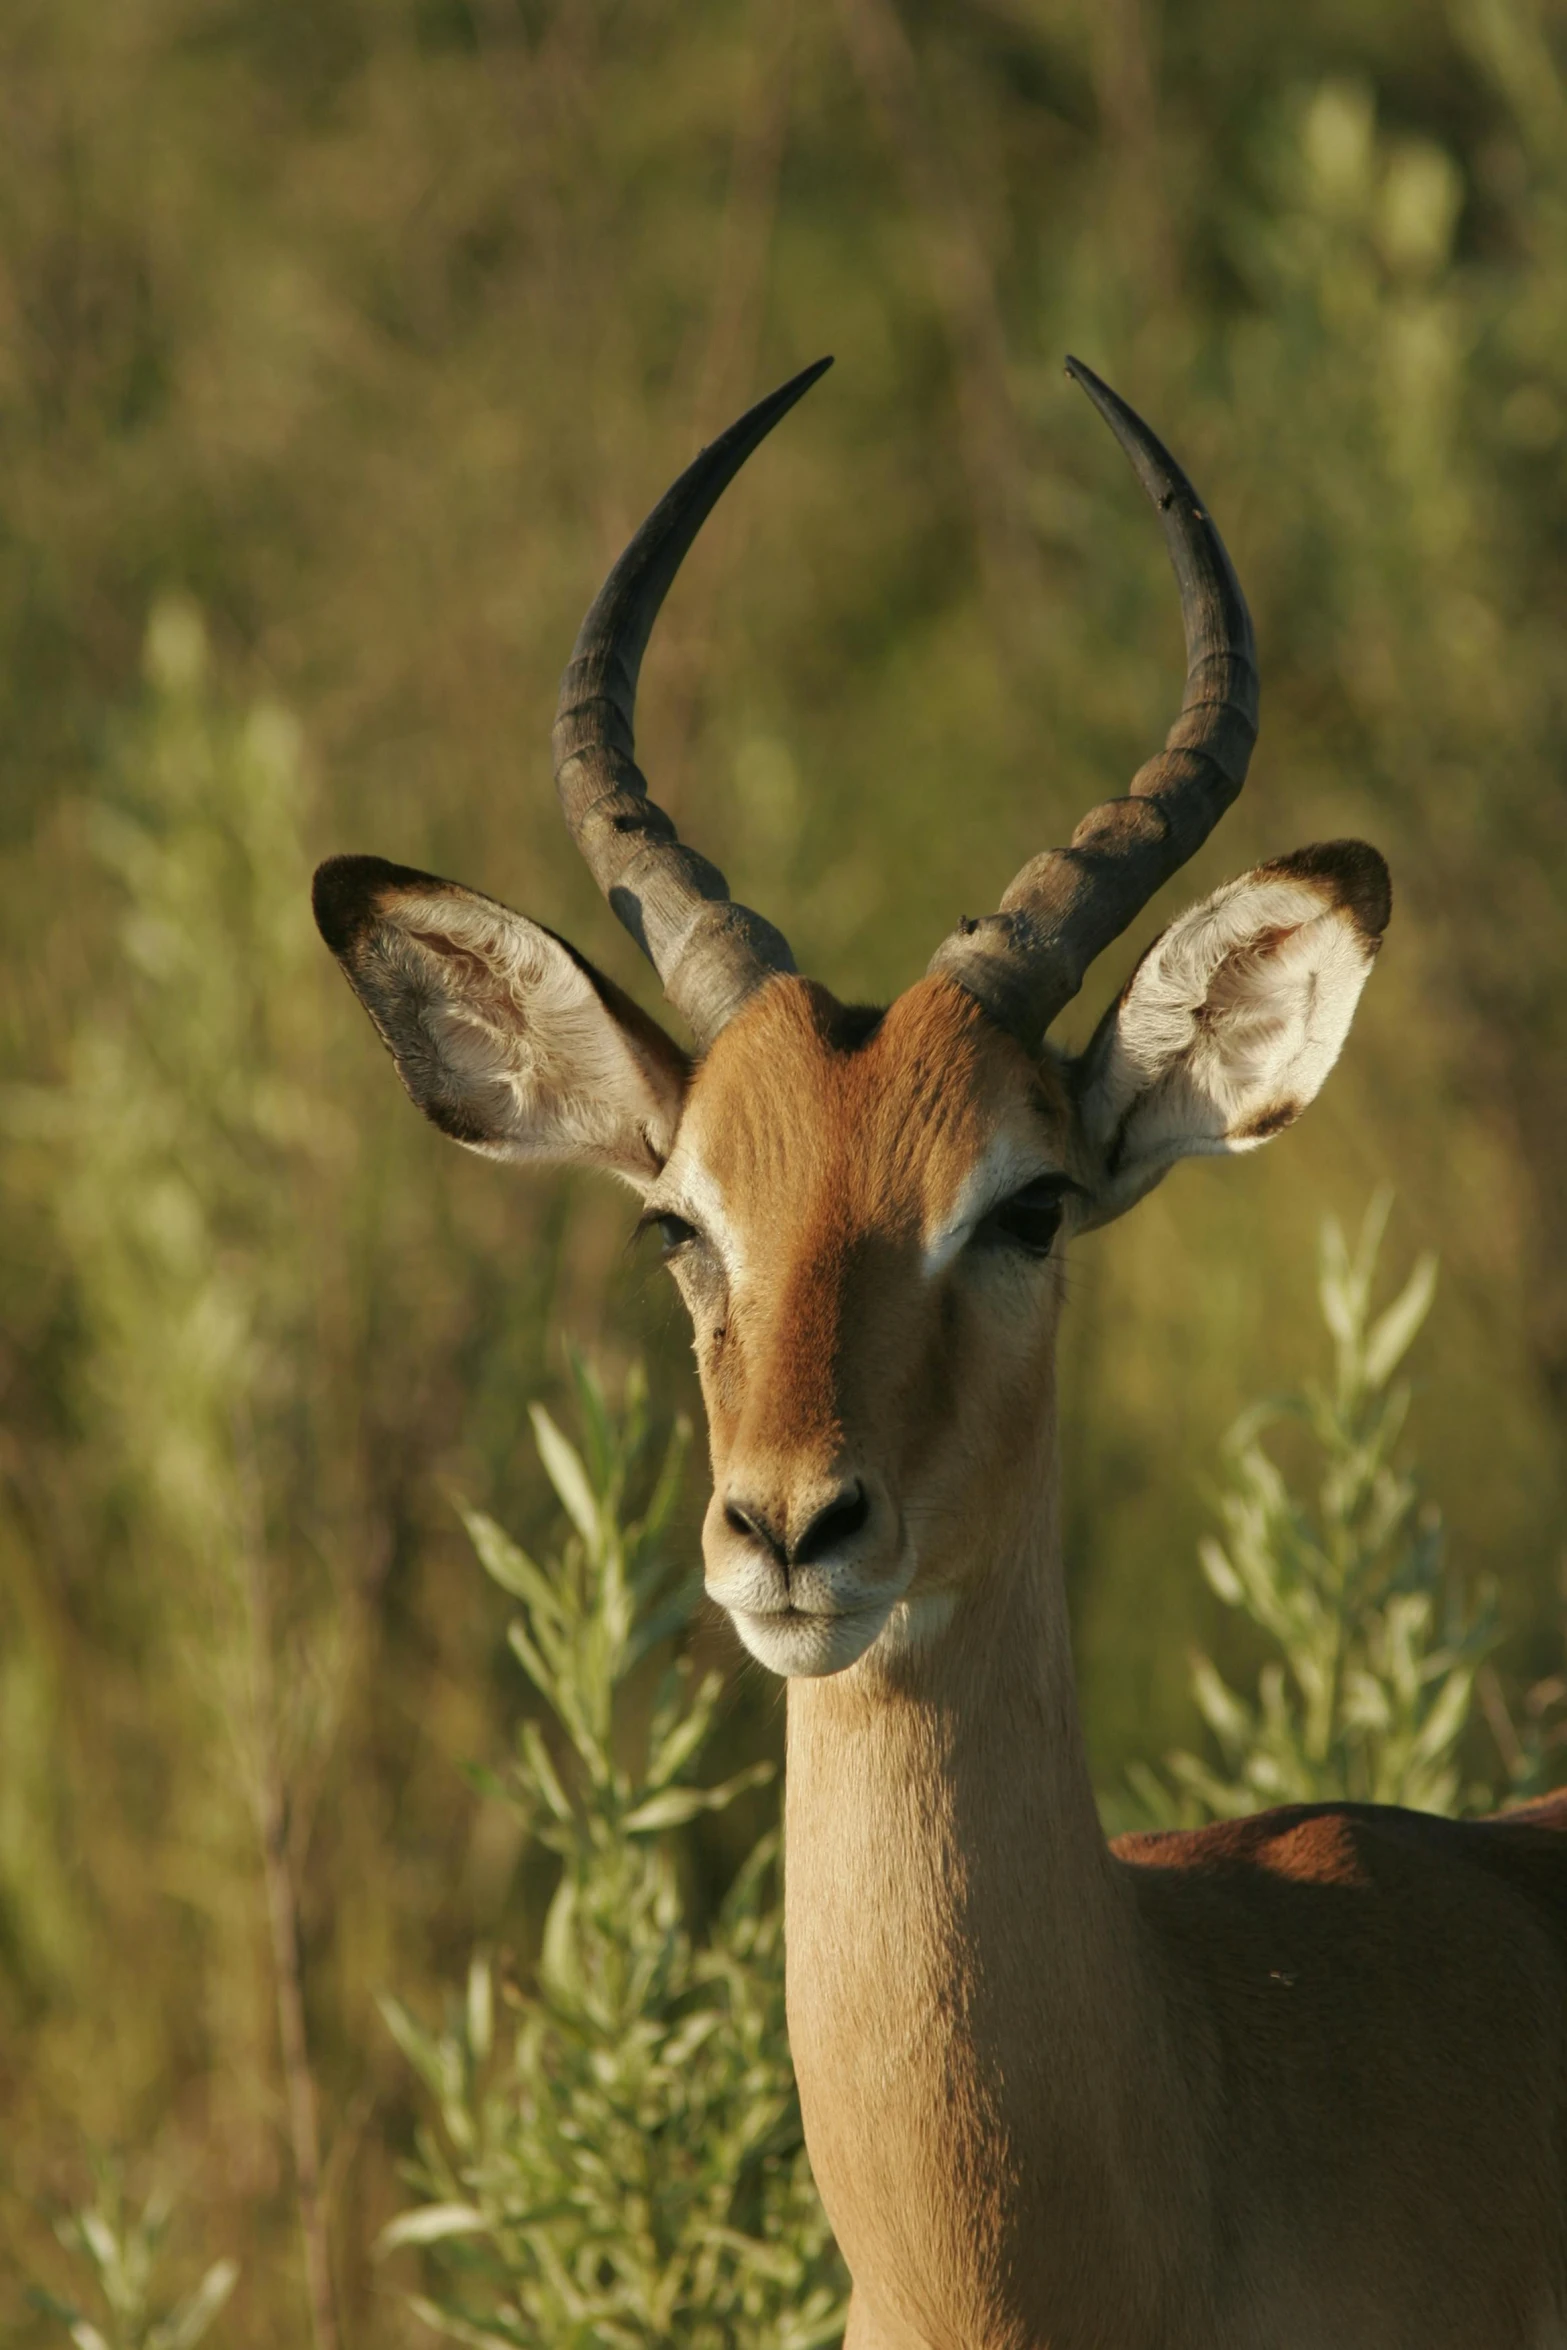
[315,360,1388,1681]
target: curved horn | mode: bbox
[552,358,832,1047]
[928,357,1259,1045]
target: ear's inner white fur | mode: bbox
[1074,850,1386,1224]
[313,856,689,1186]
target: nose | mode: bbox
[794,1480,870,1563]
[724,1479,870,1571]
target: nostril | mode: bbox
[724,1496,788,1566]
[791,1481,870,1567]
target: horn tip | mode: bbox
[1063,353,1112,402]
[785,353,835,401]
[1063,353,1138,444]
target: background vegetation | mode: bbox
[2,0,1565,2339]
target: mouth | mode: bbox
[725,1594,899,1679]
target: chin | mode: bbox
[727,1599,895,1679]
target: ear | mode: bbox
[1071,840,1390,1227]
[313,855,689,1190]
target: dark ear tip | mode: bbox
[1264,839,1392,940]
[312,853,435,956]
[313,855,379,956]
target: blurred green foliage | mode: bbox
[3,0,1566,2340]
[26,2164,236,2350]
[1130,1197,1498,1827]
[378,1365,845,2349]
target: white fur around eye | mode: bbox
[921,1134,1054,1274]
[644,1153,747,1286]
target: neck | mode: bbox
[784,1455,1199,2346]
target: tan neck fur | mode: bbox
[784,1385,1202,2350]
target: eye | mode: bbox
[649,1212,699,1260]
[971,1176,1072,1260]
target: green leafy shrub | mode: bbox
[379,1361,848,2350]
[25,2164,235,2350]
[7,600,345,2344]
[1133,1196,1496,1825]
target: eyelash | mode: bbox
[970,1178,1075,1259]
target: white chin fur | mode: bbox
[728,1600,896,1679]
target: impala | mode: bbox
[315,360,1567,2348]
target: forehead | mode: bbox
[668,974,1070,1228]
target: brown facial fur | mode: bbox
[652,975,1077,1666]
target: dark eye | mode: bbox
[651,1212,698,1259]
[972,1177,1071,1259]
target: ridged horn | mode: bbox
[552,358,832,1047]
[927,356,1259,1044]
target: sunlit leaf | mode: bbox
[377,2204,489,2254]
[462,1506,559,1622]
[529,1407,600,1548]
[1364,1252,1438,1389]
[153,2259,239,2350]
